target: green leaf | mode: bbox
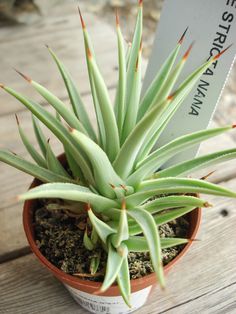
[114,18,127,138]
[16,117,47,168]
[45,140,71,178]
[143,195,210,215]
[125,2,142,120]
[71,129,123,198]
[87,52,120,162]
[47,46,97,141]
[127,207,165,288]
[124,236,189,252]
[100,241,128,293]
[121,46,142,143]
[63,146,84,181]
[155,147,236,179]
[30,80,88,134]
[80,14,107,149]
[2,87,94,184]
[88,207,116,244]
[18,183,118,213]
[127,126,233,186]
[137,37,182,121]
[111,203,129,248]
[90,253,101,275]
[83,228,95,251]
[154,206,196,226]
[0,150,73,183]
[32,116,47,158]
[117,257,131,308]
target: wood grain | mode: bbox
[1,178,236,313]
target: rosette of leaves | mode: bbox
[1,0,236,307]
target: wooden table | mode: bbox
[0,2,236,313]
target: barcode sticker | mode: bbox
[64,284,152,314]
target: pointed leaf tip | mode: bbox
[139,0,143,7]
[120,184,128,192]
[121,198,126,209]
[178,27,189,44]
[200,170,215,181]
[116,9,119,27]
[232,124,236,128]
[183,41,195,60]
[213,44,233,60]
[15,114,19,125]
[78,7,86,29]
[14,69,32,83]
[204,202,213,208]
[0,83,4,88]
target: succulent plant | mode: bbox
[1,0,236,307]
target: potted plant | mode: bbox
[1,1,236,313]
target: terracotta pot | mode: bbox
[23,154,202,314]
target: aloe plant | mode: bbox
[0,1,236,307]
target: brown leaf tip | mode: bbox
[232,124,236,128]
[178,27,189,44]
[139,0,143,7]
[14,69,32,83]
[85,203,91,212]
[116,9,119,27]
[167,93,175,101]
[110,183,116,189]
[183,41,195,60]
[121,198,126,210]
[213,44,233,61]
[204,202,213,208]
[0,83,4,88]
[120,184,128,192]
[15,114,19,125]
[78,7,86,29]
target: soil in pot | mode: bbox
[34,198,190,282]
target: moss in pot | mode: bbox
[1,1,236,313]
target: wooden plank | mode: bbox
[0,8,118,116]
[0,178,236,313]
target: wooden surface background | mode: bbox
[0,2,236,313]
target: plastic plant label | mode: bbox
[65,284,152,314]
[143,0,236,167]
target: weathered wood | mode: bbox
[0,178,236,313]
[0,3,119,116]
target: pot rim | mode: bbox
[23,154,202,295]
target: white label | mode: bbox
[64,284,152,314]
[143,0,236,167]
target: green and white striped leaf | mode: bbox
[143,195,210,215]
[155,147,236,178]
[45,140,70,178]
[88,207,116,244]
[114,16,127,137]
[117,257,131,308]
[127,126,234,186]
[30,80,88,134]
[137,34,183,121]
[125,2,142,119]
[2,86,94,184]
[88,52,120,162]
[18,183,118,212]
[71,129,123,198]
[121,46,142,143]
[47,46,97,141]
[0,150,73,183]
[125,236,189,252]
[100,241,128,293]
[127,207,165,288]
[16,117,47,168]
